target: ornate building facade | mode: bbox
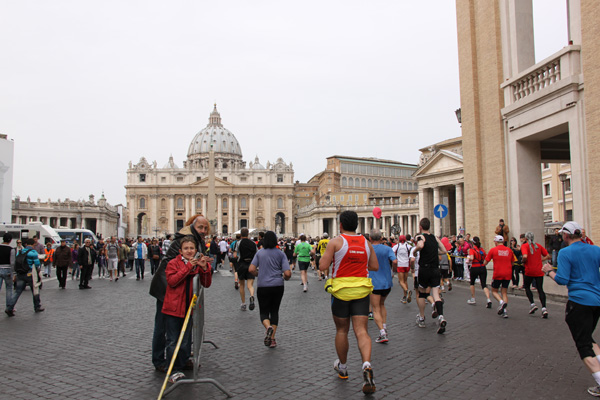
[125,105,295,237]
[11,194,121,238]
[295,156,420,238]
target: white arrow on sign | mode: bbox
[435,205,446,218]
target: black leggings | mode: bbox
[469,267,487,289]
[524,275,546,307]
[257,285,285,326]
[512,263,523,286]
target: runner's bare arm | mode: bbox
[436,237,447,255]
[414,235,425,252]
[319,237,341,271]
[367,241,379,271]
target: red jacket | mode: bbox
[162,255,212,318]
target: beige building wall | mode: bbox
[581,0,600,236]
[456,1,507,248]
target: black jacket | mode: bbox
[78,245,97,267]
[149,225,206,302]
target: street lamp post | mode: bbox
[559,173,568,222]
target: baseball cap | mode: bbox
[323,232,328,238]
[494,235,505,242]
[559,221,583,235]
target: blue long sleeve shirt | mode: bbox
[555,241,600,306]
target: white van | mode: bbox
[54,228,99,246]
[0,222,62,248]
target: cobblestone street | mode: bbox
[0,263,594,400]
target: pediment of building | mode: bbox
[190,177,235,187]
[413,150,463,179]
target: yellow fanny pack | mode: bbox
[324,277,373,301]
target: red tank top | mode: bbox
[332,234,370,278]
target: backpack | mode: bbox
[15,249,33,275]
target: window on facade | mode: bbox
[139,174,146,182]
[380,179,384,188]
[342,177,347,186]
[374,180,378,189]
[197,176,202,181]
[139,198,146,209]
[223,198,228,209]
[222,177,227,181]
[542,163,550,169]
[543,183,551,196]
[241,198,247,208]
[341,163,348,173]
[565,178,571,192]
[367,166,372,174]
[258,177,262,183]
[196,198,202,209]
[355,195,359,201]
[386,181,391,189]
[176,177,184,182]
[368,179,372,188]
[161,177,166,183]
[414,182,418,189]
[241,177,247,182]
[277,174,283,183]
[361,165,366,174]
[392,181,396,190]
[403,182,407,190]
[277,198,283,209]
[361,178,366,188]
[340,195,344,202]
[161,198,166,209]
[332,196,336,202]
[177,198,183,209]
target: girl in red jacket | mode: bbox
[162,236,212,381]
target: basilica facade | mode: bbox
[125,105,295,237]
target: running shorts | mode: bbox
[417,268,441,289]
[491,279,510,289]
[331,295,370,318]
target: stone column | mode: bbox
[216,194,223,235]
[433,187,441,237]
[455,183,465,236]
[168,195,175,233]
[265,194,272,230]
[318,217,324,236]
[202,195,207,216]
[233,195,239,233]
[408,214,414,237]
[249,195,255,228]
[151,194,158,237]
[227,195,233,236]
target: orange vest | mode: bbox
[44,248,55,262]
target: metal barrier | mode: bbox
[159,275,232,399]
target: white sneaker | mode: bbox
[467,298,476,305]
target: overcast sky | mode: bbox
[1,0,568,206]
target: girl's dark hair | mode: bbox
[473,236,481,248]
[263,231,278,249]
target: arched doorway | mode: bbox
[137,212,148,236]
[275,212,285,235]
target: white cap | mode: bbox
[494,235,505,242]
[559,221,583,235]
[323,232,329,238]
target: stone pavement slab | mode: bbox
[0,264,594,399]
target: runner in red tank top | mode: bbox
[319,211,379,394]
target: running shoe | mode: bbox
[542,308,549,319]
[401,296,407,304]
[234,281,239,290]
[264,326,274,347]
[416,315,426,328]
[333,359,348,379]
[303,284,307,293]
[362,367,376,394]
[467,298,476,305]
[431,303,438,319]
[240,304,247,311]
[375,333,389,343]
[407,290,412,303]
[487,300,492,309]
[368,312,374,320]
[269,338,277,348]
[168,371,186,383]
[497,302,508,315]
[437,315,447,334]
[502,310,508,319]
[448,282,452,291]
[249,296,255,311]
[588,386,600,397]
[529,304,538,314]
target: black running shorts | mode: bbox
[236,261,255,281]
[331,295,370,318]
[418,268,441,289]
[491,279,510,289]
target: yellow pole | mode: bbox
[157,294,198,400]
